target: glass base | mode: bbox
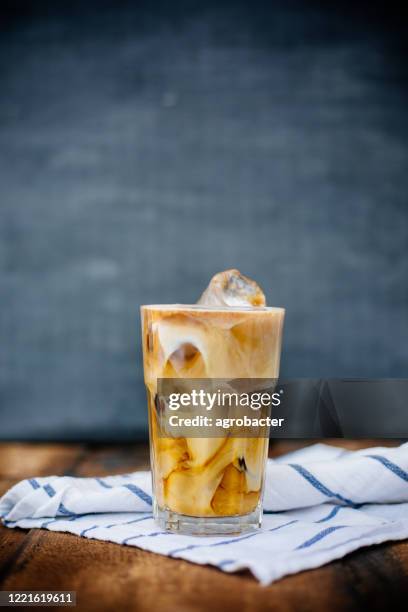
[154,500,262,536]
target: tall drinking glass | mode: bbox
[141,304,285,535]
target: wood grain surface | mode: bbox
[0,441,407,611]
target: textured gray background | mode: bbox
[1,1,407,440]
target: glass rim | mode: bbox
[140,303,285,314]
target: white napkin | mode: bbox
[1,443,407,585]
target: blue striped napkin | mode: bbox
[1,443,407,585]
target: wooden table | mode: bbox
[0,441,407,611]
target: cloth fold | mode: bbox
[1,442,407,585]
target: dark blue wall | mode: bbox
[1,1,407,440]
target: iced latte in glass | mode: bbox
[141,270,285,535]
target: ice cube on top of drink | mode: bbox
[197,269,266,307]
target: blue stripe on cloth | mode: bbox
[316,506,343,523]
[123,484,152,506]
[289,464,357,506]
[218,559,236,568]
[95,478,152,506]
[305,524,398,556]
[268,519,298,532]
[43,484,56,498]
[57,503,78,517]
[28,478,40,490]
[81,525,99,537]
[169,520,298,557]
[122,531,171,545]
[368,455,408,483]
[96,478,112,489]
[41,519,58,528]
[106,515,152,529]
[41,515,79,529]
[295,525,347,550]
[168,533,257,556]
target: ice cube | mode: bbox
[197,269,266,308]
